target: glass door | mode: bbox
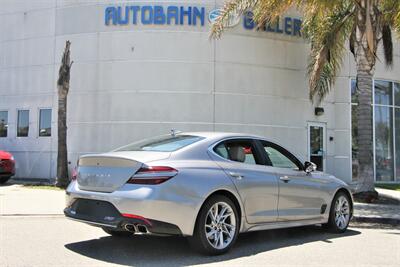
[308,122,326,172]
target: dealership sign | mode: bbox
[105,5,302,37]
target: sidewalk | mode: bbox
[352,188,400,225]
[0,184,65,216]
[376,187,400,201]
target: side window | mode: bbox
[262,142,300,169]
[214,140,259,165]
[214,143,229,159]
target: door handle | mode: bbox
[229,172,244,180]
[280,176,291,183]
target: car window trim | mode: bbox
[209,138,266,166]
[258,140,304,170]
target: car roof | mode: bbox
[177,131,265,140]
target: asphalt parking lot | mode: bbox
[1,215,399,267]
[1,185,399,267]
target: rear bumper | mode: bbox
[65,181,203,236]
[64,198,182,236]
[0,160,15,176]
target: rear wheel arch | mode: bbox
[193,189,243,234]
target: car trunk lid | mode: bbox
[77,151,170,193]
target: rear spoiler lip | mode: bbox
[78,155,142,168]
[78,152,172,167]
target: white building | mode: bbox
[0,0,399,183]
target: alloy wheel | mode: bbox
[334,195,350,230]
[204,202,236,250]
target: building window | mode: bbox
[39,109,52,137]
[395,83,400,106]
[0,111,8,137]
[17,110,29,137]
[375,81,393,105]
[395,83,400,181]
[375,105,394,181]
[396,108,400,181]
[351,80,359,181]
[374,81,395,182]
[351,80,400,182]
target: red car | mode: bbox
[0,151,15,184]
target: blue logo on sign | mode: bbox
[208,8,240,28]
[208,9,221,24]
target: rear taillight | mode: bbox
[0,159,14,173]
[127,166,178,185]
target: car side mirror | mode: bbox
[304,161,317,173]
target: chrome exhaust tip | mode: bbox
[124,224,138,233]
[137,224,149,234]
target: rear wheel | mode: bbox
[324,192,351,233]
[188,195,239,255]
[102,227,133,237]
[0,176,11,184]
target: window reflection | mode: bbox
[375,81,392,105]
[396,109,400,181]
[17,110,29,137]
[39,109,52,137]
[0,111,8,137]
[395,83,400,107]
[375,106,394,181]
[351,80,359,180]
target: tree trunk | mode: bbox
[56,41,73,188]
[355,69,375,193]
[353,0,378,196]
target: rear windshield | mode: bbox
[115,135,204,152]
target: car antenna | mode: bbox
[170,129,182,137]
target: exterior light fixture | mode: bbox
[315,107,324,116]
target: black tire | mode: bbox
[0,176,11,184]
[323,191,352,233]
[188,195,240,255]
[102,227,133,237]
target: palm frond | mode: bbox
[306,4,355,103]
[211,0,346,38]
[382,24,393,67]
[392,1,400,35]
[210,0,258,39]
[349,25,356,57]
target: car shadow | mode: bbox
[65,226,360,267]
[0,182,14,187]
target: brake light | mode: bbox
[127,166,178,185]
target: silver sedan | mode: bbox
[65,132,353,255]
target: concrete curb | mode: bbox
[10,178,55,184]
[352,216,400,226]
[376,188,400,202]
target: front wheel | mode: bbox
[324,192,351,233]
[188,195,239,255]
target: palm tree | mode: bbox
[212,0,400,196]
[56,41,73,188]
